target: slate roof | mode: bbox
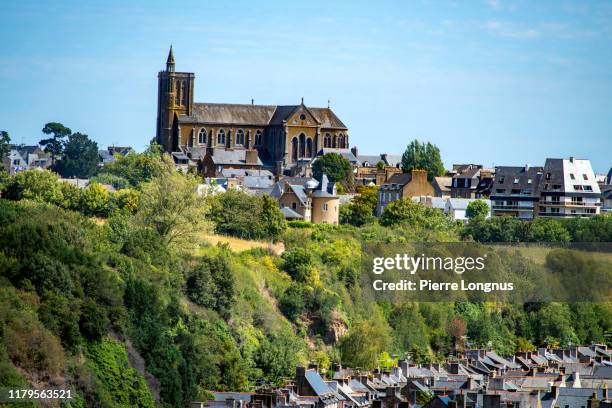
[541,387,605,408]
[178,103,347,129]
[281,207,304,219]
[317,148,359,164]
[380,172,414,189]
[492,166,543,197]
[209,148,263,166]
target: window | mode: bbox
[514,178,519,184]
[584,185,593,191]
[306,138,313,157]
[198,128,207,145]
[323,203,328,211]
[292,202,297,210]
[574,185,583,191]
[570,173,575,180]
[255,130,262,146]
[583,174,588,180]
[236,129,245,145]
[511,189,521,195]
[544,183,549,190]
[181,81,187,105]
[545,173,551,180]
[527,179,532,184]
[175,80,181,105]
[499,177,505,184]
[324,133,332,148]
[299,114,306,120]
[496,189,505,194]
[217,129,226,145]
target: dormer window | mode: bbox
[546,173,551,180]
[499,177,505,184]
[583,174,588,180]
[514,178,519,184]
[570,173,575,180]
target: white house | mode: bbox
[445,198,491,222]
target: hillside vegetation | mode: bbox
[0,150,611,407]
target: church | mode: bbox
[155,47,350,176]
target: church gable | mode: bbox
[286,105,320,127]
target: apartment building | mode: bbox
[490,165,543,220]
[538,157,601,217]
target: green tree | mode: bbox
[79,182,111,217]
[260,195,287,241]
[137,171,208,244]
[2,169,63,204]
[340,185,378,226]
[56,132,99,178]
[466,199,489,221]
[282,248,315,283]
[339,319,391,369]
[40,122,71,166]
[400,140,445,181]
[0,131,10,164]
[379,198,453,230]
[312,153,353,189]
[186,254,235,317]
[254,333,303,385]
[527,218,570,242]
[100,151,171,187]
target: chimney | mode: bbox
[411,169,428,182]
[351,146,358,158]
[569,156,575,163]
[296,366,306,379]
[308,363,318,372]
[275,161,283,180]
[587,392,600,408]
[246,149,259,165]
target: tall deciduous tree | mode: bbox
[400,139,445,181]
[40,122,71,165]
[137,171,209,245]
[465,199,490,221]
[56,132,99,178]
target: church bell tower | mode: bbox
[156,46,195,152]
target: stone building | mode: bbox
[156,47,349,176]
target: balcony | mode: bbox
[539,201,600,207]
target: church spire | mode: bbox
[166,45,175,72]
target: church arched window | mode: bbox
[324,133,331,148]
[255,130,262,146]
[299,133,306,158]
[175,80,181,105]
[291,137,298,161]
[217,129,226,145]
[236,129,245,145]
[198,128,207,145]
[306,138,313,157]
[181,81,187,105]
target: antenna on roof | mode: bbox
[301,97,304,105]
[251,98,254,105]
[328,99,330,108]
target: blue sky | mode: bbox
[1,0,611,172]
